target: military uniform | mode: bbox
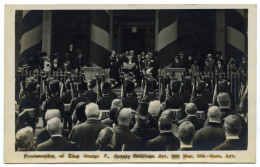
[85,90,97,103]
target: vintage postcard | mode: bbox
[4,4,256,163]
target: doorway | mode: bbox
[121,28,146,54]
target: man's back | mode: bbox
[37,136,77,151]
[122,95,139,110]
[146,132,180,151]
[194,122,225,150]
[85,90,97,103]
[69,119,107,151]
[97,94,116,110]
[179,116,204,131]
[213,139,246,150]
[113,125,142,151]
[131,123,159,143]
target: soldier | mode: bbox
[61,80,73,130]
[19,80,40,131]
[141,78,157,103]
[42,80,64,127]
[85,78,97,103]
[122,80,138,110]
[178,52,187,68]
[207,53,215,73]
[97,82,117,110]
[70,82,90,126]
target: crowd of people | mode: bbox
[15,66,248,151]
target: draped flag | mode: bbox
[158,10,178,68]
[89,10,110,68]
[225,9,246,62]
[20,10,43,62]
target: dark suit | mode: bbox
[213,139,246,150]
[61,91,73,129]
[101,118,114,127]
[146,132,180,151]
[180,89,192,103]
[194,122,225,150]
[85,90,97,103]
[36,136,78,151]
[36,127,70,146]
[122,94,139,110]
[113,124,142,151]
[131,123,159,144]
[193,95,209,120]
[69,119,107,151]
[179,116,204,131]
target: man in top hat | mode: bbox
[180,76,192,103]
[146,115,180,151]
[141,78,158,103]
[101,106,120,127]
[85,78,97,103]
[74,102,88,126]
[193,106,225,150]
[97,82,117,110]
[164,80,185,118]
[214,115,246,150]
[178,121,196,151]
[113,108,142,151]
[69,103,107,151]
[43,80,64,127]
[61,80,73,130]
[122,80,138,110]
[131,102,159,148]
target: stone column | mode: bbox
[42,10,52,58]
[215,10,225,61]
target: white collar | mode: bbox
[226,136,239,140]
[180,142,193,148]
[51,135,62,137]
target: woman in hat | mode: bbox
[190,59,200,76]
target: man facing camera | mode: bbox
[214,115,246,150]
[36,118,77,151]
[178,121,195,151]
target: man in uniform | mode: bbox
[70,82,89,125]
[85,78,97,103]
[42,80,64,127]
[122,80,138,110]
[141,78,157,103]
[97,82,117,110]
[106,50,121,83]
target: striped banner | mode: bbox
[89,10,110,68]
[20,10,43,62]
[158,10,178,68]
[225,9,246,63]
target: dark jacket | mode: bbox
[85,90,97,103]
[194,122,225,150]
[179,116,204,131]
[36,136,78,151]
[146,132,180,151]
[213,139,247,150]
[69,119,107,151]
[97,93,117,110]
[113,124,142,151]
[36,127,69,146]
[101,118,114,127]
[69,93,89,115]
[61,91,72,104]
[122,94,139,110]
[193,95,209,118]
[165,94,186,119]
[43,94,64,116]
[131,123,159,143]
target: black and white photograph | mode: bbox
[4,4,256,163]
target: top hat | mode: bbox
[135,102,149,118]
